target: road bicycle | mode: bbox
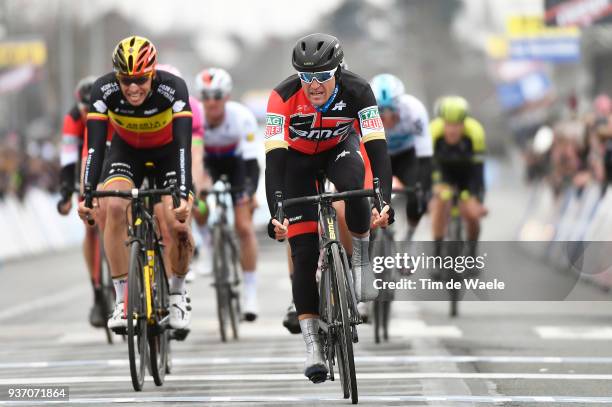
[274,177,386,404]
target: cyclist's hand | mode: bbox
[57,199,72,215]
[77,199,96,225]
[269,218,289,241]
[372,204,392,228]
[173,196,193,223]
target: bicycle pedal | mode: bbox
[111,326,127,336]
[171,328,190,341]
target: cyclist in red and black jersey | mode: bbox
[78,36,194,333]
[57,76,109,328]
[265,33,394,383]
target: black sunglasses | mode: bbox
[117,74,151,86]
[201,90,224,101]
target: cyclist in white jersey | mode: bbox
[195,67,260,321]
[370,73,433,240]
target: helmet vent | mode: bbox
[127,55,133,72]
[316,41,324,51]
[129,36,136,47]
[301,42,306,52]
[327,48,335,60]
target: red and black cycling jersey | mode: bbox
[84,70,193,198]
[265,70,386,154]
[264,69,393,211]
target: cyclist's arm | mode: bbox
[189,97,209,194]
[356,86,392,204]
[59,107,84,197]
[264,90,289,217]
[83,80,108,190]
[171,78,193,200]
[241,108,260,193]
[412,97,433,192]
[466,117,486,193]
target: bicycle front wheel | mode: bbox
[127,240,147,391]
[97,235,115,345]
[149,244,169,386]
[212,225,229,342]
[330,243,358,404]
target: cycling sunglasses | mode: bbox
[116,73,152,86]
[297,67,337,84]
[201,90,225,101]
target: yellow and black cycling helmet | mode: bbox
[439,96,469,124]
[112,35,157,76]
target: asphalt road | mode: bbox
[1,159,612,406]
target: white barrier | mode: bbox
[0,188,84,262]
[519,181,612,290]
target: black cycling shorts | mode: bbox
[390,148,425,222]
[244,158,260,197]
[101,135,181,190]
[204,155,246,205]
[434,163,484,201]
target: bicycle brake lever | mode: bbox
[274,191,286,242]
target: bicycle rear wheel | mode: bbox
[212,225,229,342]
[331,243,358,404]
[127,240,147,391]
[447,214,463,318]
[149,244,169,386]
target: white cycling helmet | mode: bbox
[370,73,405,110]
[195,67,232,98]
[156,63,182,77]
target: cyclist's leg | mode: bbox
[286,149,328,381]
[226,156,259,320]
[99,140,144,328]
[392,149,423,238]
[244,158,260,215]
[156,141,194,330]
[326,134,376,302]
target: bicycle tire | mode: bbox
[447,215,463,318]
[127,240,147,391]
[227,235,240,340]
[318,254,335,382]
[97,236,114,345]
[331,243,358,404]
[212,225,229,342]
[149,244,169,386]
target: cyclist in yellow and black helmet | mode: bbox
[78,35,195,335]
[429,96,488,262]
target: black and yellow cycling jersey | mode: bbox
[429,117,486,197]
[83,70,193,198]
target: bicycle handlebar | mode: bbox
[274,177,385,219]
[83,183,182,225]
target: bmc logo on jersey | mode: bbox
[265,114,284,138]
[291,121,353,141]
[358,106,383,130]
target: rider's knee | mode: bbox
[106,199,128,226]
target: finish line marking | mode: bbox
[1,372,612,385]
[3,355,612,370]
[2,395,612,405]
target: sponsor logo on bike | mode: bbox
[327,218,336,240]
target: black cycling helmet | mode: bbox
[292,33,344,73]
[74,75,96,105]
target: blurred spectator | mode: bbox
[0,131,59,201]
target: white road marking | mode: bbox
[2,372,612,385]
[3,355,612,370]
[2,395,612,405]
[535,326,612,340]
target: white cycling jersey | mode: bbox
[385,94,432,157]
[203,101,260,160]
